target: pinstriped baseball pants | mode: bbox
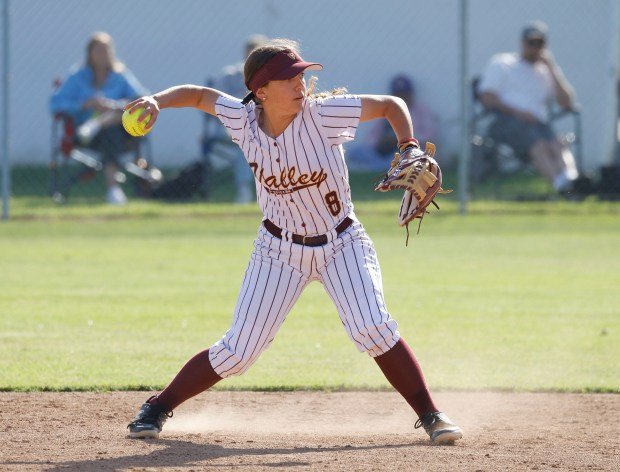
[208,219,400,378]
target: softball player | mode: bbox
[127,38,462,444]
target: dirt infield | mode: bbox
[1,391,618,471]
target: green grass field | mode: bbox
[1,192,619,393]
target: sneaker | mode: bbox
[569,175,595,195]
[106,186,127,205]
[415,411,463,444]
[127,400,173,439]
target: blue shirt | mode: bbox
[50,65,147,125]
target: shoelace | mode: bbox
[414,412,439,429]
[148,407,174,420]
[128,405,173,427]
[145,396,174,418]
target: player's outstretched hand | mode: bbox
[124,96,160,131]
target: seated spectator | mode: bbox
[50,32,148,204]
[346,74,437,171]
[205,34,267,203]
[478,21,581,193]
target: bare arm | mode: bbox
[124,85,228,130]
[151,85,223,115]
[479,91,539,123]
[540,50,574,109]
[479,91,511,115]
[360,95,413,144]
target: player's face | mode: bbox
[263,72,307,114]
[521,38,545,62]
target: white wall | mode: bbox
[6,0,618,171]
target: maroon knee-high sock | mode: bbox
[374,338,438,418]
[149,349,222,411]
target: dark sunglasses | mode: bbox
[526,38,546,47]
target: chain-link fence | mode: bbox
[1,0,619,216]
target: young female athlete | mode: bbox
[126,38,462,444]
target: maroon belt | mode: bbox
[263,217,353,247]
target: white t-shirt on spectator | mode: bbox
[478,52,554,122]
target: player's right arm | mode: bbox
[124,85,229,130]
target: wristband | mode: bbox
[398,138,419,153]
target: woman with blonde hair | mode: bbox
[126,38,462,444]
[50,32,147,204]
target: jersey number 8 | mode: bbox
[324,191,342,217]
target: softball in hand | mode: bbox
[122,107,152,137]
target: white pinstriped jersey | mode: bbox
[207,94,400,377]
[215,94,361,235]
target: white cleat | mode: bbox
[106,185,127,205]
[415,411,463,444]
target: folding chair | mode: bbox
[197,76,247,200]
[469,75,583,196]
[49,79,161,202]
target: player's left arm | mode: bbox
[360,95,414,145]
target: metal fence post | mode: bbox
[458,0,470,215]
[1,0,9,220]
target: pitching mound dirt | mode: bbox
[1,391,618,471]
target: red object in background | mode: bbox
[59,115,75,156]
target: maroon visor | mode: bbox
[246,49,323,95]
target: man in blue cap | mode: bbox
[347,74,437,171]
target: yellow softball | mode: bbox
[122,107,152,137]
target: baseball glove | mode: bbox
[375,141,450,244]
